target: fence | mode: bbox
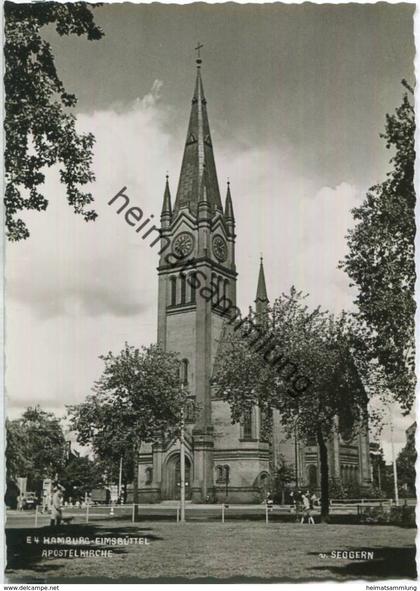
[34,503,274,526]
[33,498,416,527]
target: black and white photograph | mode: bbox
[3,0,417,586]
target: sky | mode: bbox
[5,2,416,460]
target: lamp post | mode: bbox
[118,456,123,501]
[180,384,186,523]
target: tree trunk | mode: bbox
[317,429,330,522]
[133,441,140,521]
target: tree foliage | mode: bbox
[340,81,415,412]
[67,343,186,512]
[4,1,103,241]
[60,455,104,500]
[215,288,369,520]
[6,406,67,484]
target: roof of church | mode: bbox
[174,61,222,214]
[255,257,269,304]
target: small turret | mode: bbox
[255,256,269,322]
[160,174,172,228]
[224,180,235,236]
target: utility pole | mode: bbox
[180,384,186,523]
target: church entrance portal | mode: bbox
[165,454,192,500]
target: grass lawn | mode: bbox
[6,519,416,583]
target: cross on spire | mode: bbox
[195,42,204,64]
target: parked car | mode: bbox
[21,492,38,510]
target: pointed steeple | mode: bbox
[174,56,222,215]
[224,179,235,223]
[255,256,269,319]
[160,174,172,228]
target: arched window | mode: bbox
[211,273,217,305]
[145,467,153,485]
[223,279,229,307]
[217,276,223,306]
[180,359,189,386]
[243,410,253,440]
[170,276,177,306]
[308,465,317,488]
[215,466,223,482]
[223,465,230,483]
[180,273,186,304]
[185,399,195,423]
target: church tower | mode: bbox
[139,53,241,502]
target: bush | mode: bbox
[390,505,416,528]
[358,503,415,527]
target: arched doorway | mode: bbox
[308,464,318,489]
[164,454,192,500]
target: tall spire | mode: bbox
[174,51,222,215]
[255,256,269,319]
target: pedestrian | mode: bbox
[50,484,64,526]
[266,491,274,512]
[301,491,315,524]
[295,490,303,523]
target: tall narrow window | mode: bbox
[170,276,177,306]
[145,467,153,485]
[217,276,223,306]
[180,359,189,386]
[224,465,230,483]
[180,274,186,304]
[211,273,217,305]
[190,272,197,304]
[223,279,229,306]
[243,410,252,440]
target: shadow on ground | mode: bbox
[309,545,417,580]
[6,523,163,576]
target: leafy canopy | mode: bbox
[216,288,368,442]
[340,81,415,412]
[6,406,67,483]
[67,343,186,465]
[4,1,103,241]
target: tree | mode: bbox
[6,406,67,486]
[396,424,416,497]
[340,81,415,413]
[68,343,185,518]
[4,1,103,241]
[60,455,104,501]
[215,288,369,521]
[6,418,32,482]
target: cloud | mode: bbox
[6,78,409,460]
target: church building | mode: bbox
[137,55,372,503]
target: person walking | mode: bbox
[50,484,64,527]
[301,491,315,524]
[295,490,303,523]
